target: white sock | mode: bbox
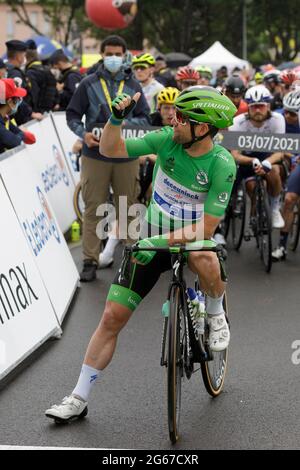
[72,364,100,401]
[102,237,119,258]
[271,195,281,211]
[206,294,224,316]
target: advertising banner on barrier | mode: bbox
[26,116,76,233]
[0,177,60,381]
[0,149,79,324]
[51,112,81,185]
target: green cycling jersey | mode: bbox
[125,126,237,229]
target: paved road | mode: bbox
[0,237,300,450]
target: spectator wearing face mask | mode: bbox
[66,34,150,282]
[49,49,82,110]
[0,78,36,154]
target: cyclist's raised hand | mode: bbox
[111,92,141,121]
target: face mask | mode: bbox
[9,98,22,114]
[104,56,123,74]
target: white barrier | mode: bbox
[0,177,61,381]
[0,148,79,325]
[51,112,81,185]
[26,116,77,233]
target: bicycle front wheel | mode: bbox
[73,182,85,224]
[167,285,184,444]
[257,185,272,273]
[231,183,246,251]
[200,293,229,397]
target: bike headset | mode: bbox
[174,85,237,148]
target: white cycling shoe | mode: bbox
[45,395,88,423]
[207,312,230,352]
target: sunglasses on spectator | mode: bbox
[133,65,148,71]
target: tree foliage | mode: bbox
[5,0,300,65]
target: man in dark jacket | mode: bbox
[50,50,82,110]
[67,34,150,282]
[5,39,43,124]
[25,39,57,113]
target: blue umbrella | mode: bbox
[30,35,73,60]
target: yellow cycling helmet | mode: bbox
[157,87,180,106]
[254,71,264,84]
[132,53,155,67]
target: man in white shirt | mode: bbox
[229,84,285,228]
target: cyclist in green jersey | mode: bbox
[45,86,237,423]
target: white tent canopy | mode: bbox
[190,41,249,73]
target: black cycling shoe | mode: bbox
[80,260,98,282]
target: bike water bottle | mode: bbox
[187,288,204,338]
[71,220,81,242]
[196,291,206,335]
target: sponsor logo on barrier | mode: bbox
[0,262,39,326]
[22,186,61,256]
[41,145,69,192]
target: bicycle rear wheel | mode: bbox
[257,184,272,273]
[167,285,184,444]
[289,203,300,251]
[200,293,229,397]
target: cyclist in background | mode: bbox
[175,66,199,91]
[223,75,248,116]
[229,84,285,229]
[195,65,213,86]
[263,70,283,111]
[132,53,164,112]
[272,90,300,261]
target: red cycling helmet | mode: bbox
[280,69,299,86]
[175,66,199,82]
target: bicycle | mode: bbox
[244,175,272,272]
[221,181,246,251]
[289,200,300,252]
[120,240,229,444]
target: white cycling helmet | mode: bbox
[245,85,272,105]
[283,90,300,112]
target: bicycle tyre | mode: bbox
[73,182,84,223]
[289,203,300,251]
[200,292,229,397]
[167,285,184,444]
[231,184,246,251]
[257,183,272,273]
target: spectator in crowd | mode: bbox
[0,78,36,154]
[25,39,57,113]
[212,65,228,88]
[50,50,82,110]
[154,54,177,88]
[0,59,7,79]
[66,34,150,282]
[5,39,43,124]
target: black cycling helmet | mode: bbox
[224,75,246,95]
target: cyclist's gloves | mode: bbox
[111,93,137,124]
[133,235,169,265]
